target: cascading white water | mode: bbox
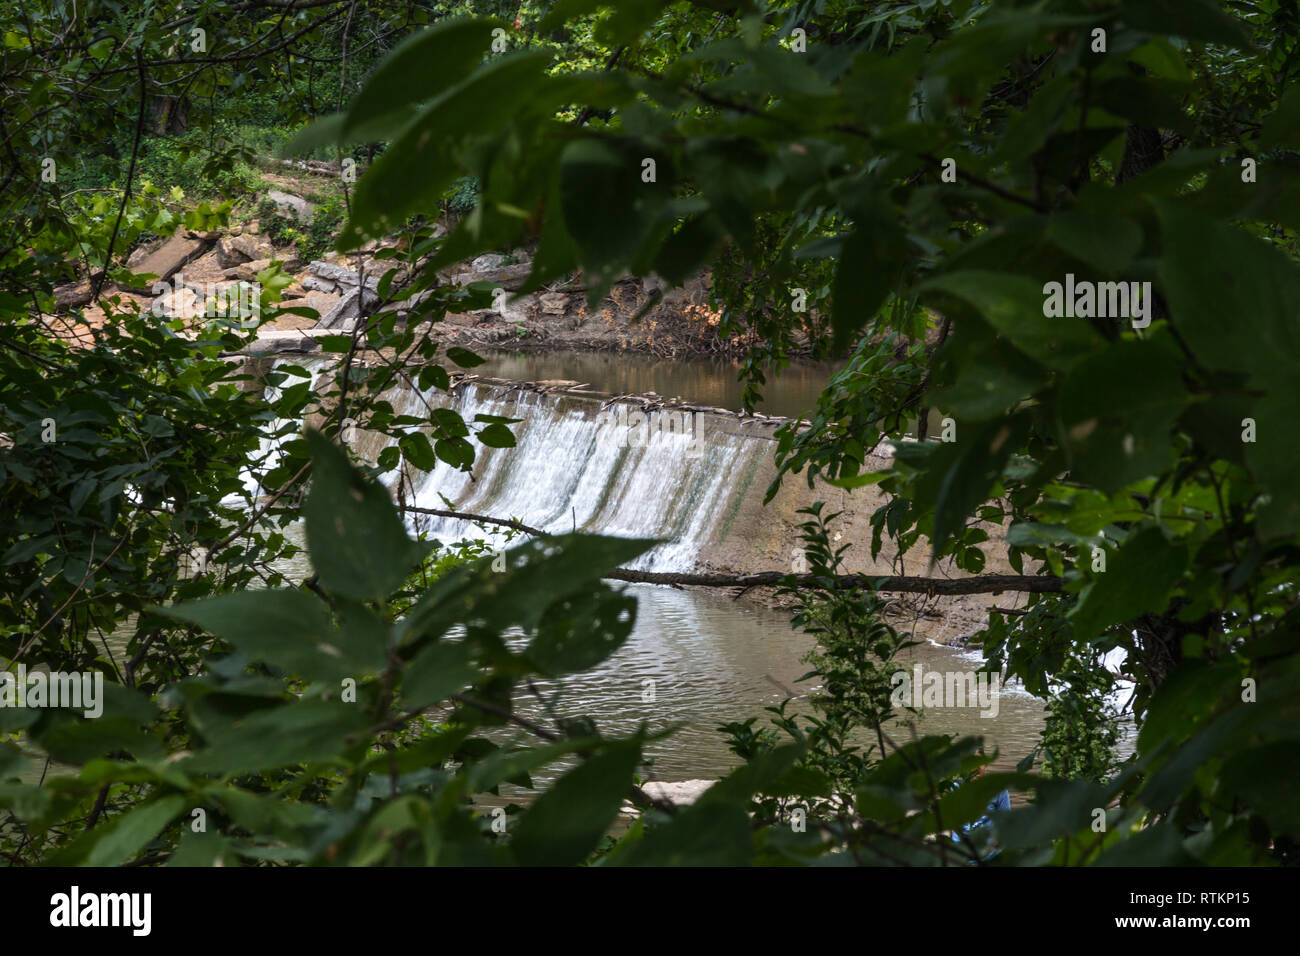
[249,356,771,573]
[391,380,768,572]
[236,358,331,501]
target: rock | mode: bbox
[221,258,271,281]
[52,277,103,310]
[177,275,234,297]
[625,780,714,812]
[231,329,322,355]
[642,273,669,296]
[470,253,507,271]
[216,234,272,268]
[307,261,379,291]
[152,285,201,319]
[316,287,378,332]
[301,274,338,294]
[300,291,341,318]
[266,189,315,224]
[539,292,569,315]
[468,291,536,324]
[443,310,477,328]
[124,232,212,292]
[183,249,227,283]
[270,292,333,330]
[449,260,534,290]
[126,241,160,269]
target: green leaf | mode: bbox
[560,138,658,301]
[435,437,475,470]
[418,365,451,392]
[303,430,423,601]
[399,431,437,471]
[183,699,370,775]
[167,828,231,867]
[652,213,726,285]
[341,52,552,248]
[936,771,1037,831]
[510,741,641,865]
[1069,527,1190,641]
[527,586,637,676]
[0,741,26,779]
[55,795,187,867]
[922,271,1105,370]
[466,736,603,793]
[1154,201,1300,536]
[445,346,484,368]
[1055,336,1186,492]
[927,320,1049,421]
[1259,85,1300,149]
[696,743,809,805]
[911,418,1027,553]
[429,407,470,438]
[1220,742,1300,837]
[476,423,515,448]
[398,534,654,649]
[69,477,97,512]
[1154,201,1300,377]
[343,19,496,144]
[1047,208,1143,275]
[402,640,478,710]
[1092,821,1202,865]
[279,112,347,157]
[624,801,754,866]
[1122,0,1255,48]
[831,211,904,351]
[162,588,354,682]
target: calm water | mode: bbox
[471,351,840,420]
[11,528,1047,788]
[514,583,1050,782]
[250,527,1051,783]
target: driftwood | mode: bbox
[604,569,1063,594]
[398,505,1064,595]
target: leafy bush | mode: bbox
[299,195,345,262]
[445,175,480,218]
[256,197,299,249]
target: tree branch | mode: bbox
[400,506,1062,594]
[604,569,1064,594]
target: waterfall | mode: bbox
[252,356,773,573]
[237,359,331,501]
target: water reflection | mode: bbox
[215,527,1057,781]
[470,351,841,419]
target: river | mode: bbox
[16,350,1134,793]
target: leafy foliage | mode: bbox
[5,0,1300,865]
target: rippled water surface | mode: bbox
[471,351,840,420]
[509,583,1053,782]
[269,530,1054,782]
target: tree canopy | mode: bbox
[2,0,1299,867]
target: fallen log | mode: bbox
[604,569,1064,594]
[398,505,1064,595]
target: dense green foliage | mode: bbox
[3,0,1300,866]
